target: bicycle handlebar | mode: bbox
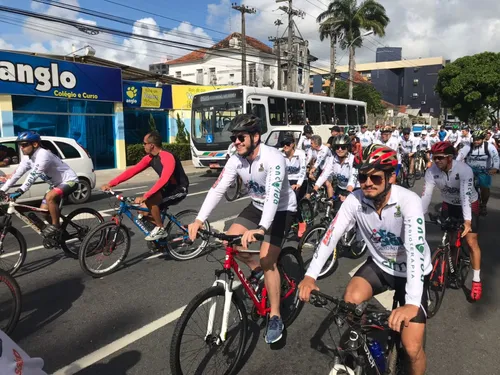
[105,189,135,204]
[310,290,368,317]
[198,228,264,244]
[427,213,464,231]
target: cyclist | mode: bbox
[0,131,78,237]
[485,131,496,147]
[438,125,448,141]
[101,131,189,241]
[281,134,308,237]
[299,144,431,375]
[444,124,460,144]
[454,126,472,150]
[429,129,440,148]
[326,126,341,148]
[373,124,381,141]
[421,141,483,301]
[297,124,314,165]
[374,126,401,177]
[188,114,296,344]
[416,130,431,168]
[399,128,417,175]
[390,124,399,140]
[357,124,374,149]
[309,135,335,198]
[457,130,499,216]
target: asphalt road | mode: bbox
[9,172,500,375]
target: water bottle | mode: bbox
[368,339,386,373]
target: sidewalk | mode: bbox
[94,160,211,187]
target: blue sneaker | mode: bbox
[265,315,283,344]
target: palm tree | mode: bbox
[317,0,389,99]
[318,19,341,97]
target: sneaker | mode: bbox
[41,224,60,238]
[145,226,168,241]
[265,315,283,344]
[471,281,482,301]
[248,267,264,291]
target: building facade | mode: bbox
[149,62,169,76]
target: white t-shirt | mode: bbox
[0,330,47,374]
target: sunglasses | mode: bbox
[19,142,32,148]
[433,155,449,161]
[358,173,384,185]
[280,142,293,147]
[230,134,247,143]
[334,145,348,150]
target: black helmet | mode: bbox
[303,125,313,135]
[402,128,411,135]
[332,134,351,145]
[228,114,262,134]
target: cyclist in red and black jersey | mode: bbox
[102,131,189,241]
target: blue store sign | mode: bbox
[123,80,173,109]
[0,51,123,102]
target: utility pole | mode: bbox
[232,3,256,86]
[268,19,283,90]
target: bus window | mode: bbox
[321,102,334,124]
[347,105,358,125]
[265,130,302,149]
[335,104,347,125]
[287,99,305,125]
[305,101,321,125]
[358,106,366,125]
[268,97,287,125]
[246,102,268,134]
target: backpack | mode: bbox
[467,142,490,166]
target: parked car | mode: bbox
[0,136,96,204]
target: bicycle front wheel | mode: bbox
[0,226,27,276]
[0,269,22,335]
[278,247,305,327]
[79,222,131,277]
[165,210,210,261]
[60,207,104,258]
[224,176,241,202]
[298,224,336,279]
[427,248,448,318]
[170,286,248,375]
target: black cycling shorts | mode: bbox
[159,186,188,209]
[42,182,78,204]
[353,257,429,323]
[441,201,479,233]
[234,203,295,247]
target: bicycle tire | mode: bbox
[457,246,471,289]
[224,176,241,202]
[278,247,305,327]
[79,222,131,277]
[427,248,448,318]
[386,336,409,375]
[165,209,210,261]
[60,208,104,258]
[298,224,336,279]
[0,269,22,335]
[170,286,248,375]
[0,226,27,276]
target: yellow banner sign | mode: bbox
[141,87,162,108]
[172,85,234,109]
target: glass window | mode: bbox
[357,106,366,125]
[268,97,287,125]
[0,142,19,165]
[321,102,334,124]
[305,101,321,125]
[69,100,113,114]
[334,104,347,125]
[265,131,301,149]
[55,141,80,159]
[12,96,68,113]
[347,105,358,125]
[246,103,268,134]
[41,140,61,158]
[287,99,305,125]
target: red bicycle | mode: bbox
[170,229,305,375]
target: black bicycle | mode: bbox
[0,268,22,335]
[309,290,410,375]
[398,154,416,188]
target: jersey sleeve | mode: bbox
[0,159,30,192]
[453,135,462,148]
[19,152,51,192]
[489,144,500,169]
[297,136,305,150]
[347,162,358,189]
[196,156,239,223]
[305,149,313,165]
[315,157,333,188]
[402,194,429,306]
[109,155,151,187]
[420,169,435,215]
[456,145,469,162]
[259,154,287,230]
[305,195,357,280]
[459,164,474,221]
[144,152,176,199]
[296,151,307,186]
[313,149,326,169]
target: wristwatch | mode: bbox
[258,225,268,234]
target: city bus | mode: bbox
[190,86,367,169]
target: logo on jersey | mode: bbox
[272,165,282,204]
[212,168,225,189]
[258,163,264,172]
[370,229,403,247]
[455,173,459,180]
[394,205,402,218]
[247,180,265,195]
[382,258,407,272]
[321,214,338,246]
[287,166,301,175]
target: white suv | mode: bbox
[0,136,96,204]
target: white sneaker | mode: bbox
[145,226,168,241]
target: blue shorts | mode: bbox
[474,171,491,188]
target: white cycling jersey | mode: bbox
[454,133,472,149]
[196,144,297,230]
[1,148,78,193]
[297,135,312,153]
[374,138,401,162]
[357,131,374,148]
[458,142,500,170]
[283,149,307,186]
[307,185,432,307]
[429,135,440,148]
[400,138,417,154]
[0,329,47,374]
[444,131,459,144]
[313,144,333,170]
[416,138,430,151]
[315,153,358,190]
[421,161,478,220]
[373,130,381,141]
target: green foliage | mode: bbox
[126,143,191,165]
[148,113,157,132]
[175,113,189,144]
[326,81,384,115]
[436,52,500,124]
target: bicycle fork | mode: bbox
[206,275,235,344]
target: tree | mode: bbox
[148,113,157,132]
[175,113,189,144]
[317,19,340,97]
[436,52,500,125]
[317,0,389,99]
[326,80,384,115]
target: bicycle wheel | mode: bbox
[60,208,104,258]
[0,269,22,335]
[224,176,241,202]
[0,226,27,276]
[427,248,448,318]
[457,246,471,289]
[79,222,131,277]
[387,334,409,375]
[170,286,248,375]
[298,224,336,279]
[278,247,305,327]
[349,229,367,260]
[165,209,210,261]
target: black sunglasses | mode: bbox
[280,141,293,147]
[334,145,348,150]
[358,173,384,185]
[230,134,247,143]
[433,155,449,161]
[19,142,32,148]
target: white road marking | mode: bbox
[52,305,187,375]
[188,189,210,197]
[348,261,394,310]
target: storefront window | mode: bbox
[12,96,68,113]
[124,110,169,145]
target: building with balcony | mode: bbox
[149,62,170,75]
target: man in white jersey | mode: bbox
[357,124,374,149]
[308,135,335,198]
[297,125,314,165]
[188,114,297,344]
[299,144,431,375]
[374,126,402,176]
[485,131,496,147]
[454,126,472,150]
[373,124,381,141]
[421,141,483,301]
[399,128,418,175]
[390,124,400,141]
[444,124,460,144]
[0,131,78,237]
[458,130,499,215]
